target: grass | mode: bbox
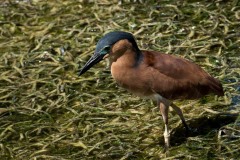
[0,0,239,159]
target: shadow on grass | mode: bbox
[170,113,239,146]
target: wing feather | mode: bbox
[142,51,224,100]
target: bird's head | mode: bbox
[78,31,139,76]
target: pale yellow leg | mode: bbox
[159,101,170,150]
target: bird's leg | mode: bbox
[170,103,190,135]
[159,101,170,150]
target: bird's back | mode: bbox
[142,51,224,100]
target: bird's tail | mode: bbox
[206,76,224,96]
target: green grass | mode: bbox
[0,0,239,159]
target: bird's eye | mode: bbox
[104,46,111,51]
[100,46,111,55]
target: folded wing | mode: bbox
[142,51,224,100]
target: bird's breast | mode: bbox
[110,62,155,97]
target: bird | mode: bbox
[78,31,224,150]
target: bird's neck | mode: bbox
[110,48,142,68]
[109,39,142,67]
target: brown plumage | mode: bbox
[79,31,224,150]
[110,39,223,100]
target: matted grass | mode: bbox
[0,0,239,159]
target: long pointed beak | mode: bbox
[79,53,105,76]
